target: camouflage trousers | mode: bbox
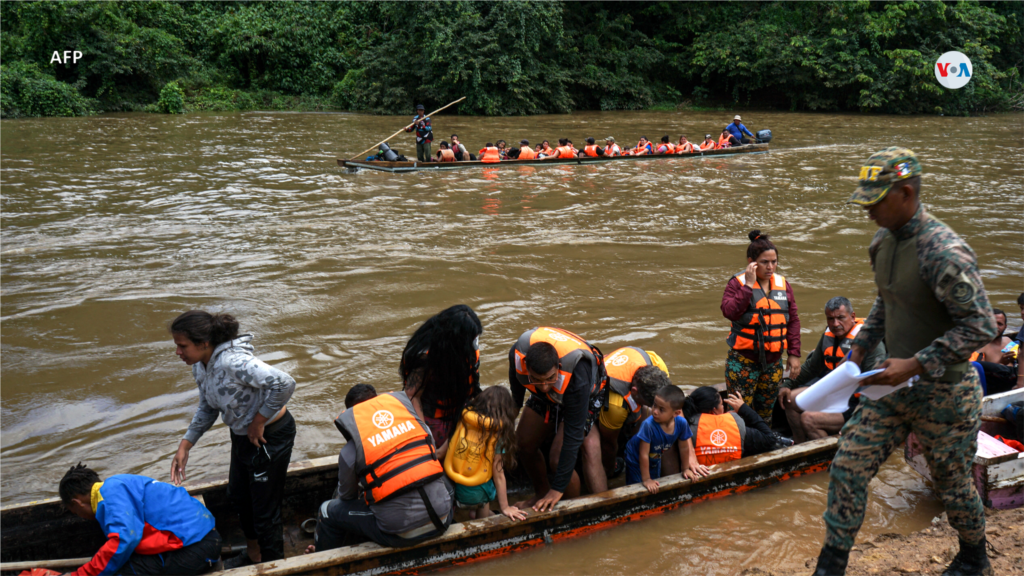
[725,349,783,427]
[824,370,985,551]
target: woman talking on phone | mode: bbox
[720,230,801,427]
[168,311,296,569]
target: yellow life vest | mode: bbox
[443,409,497,486]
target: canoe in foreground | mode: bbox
[905,388,1024,510]
[1,436,836,575]
[338,143,769,173]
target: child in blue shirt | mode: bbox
[625,385,709,493]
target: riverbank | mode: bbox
[749,507,1024,576]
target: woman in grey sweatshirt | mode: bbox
[169,311,296,568]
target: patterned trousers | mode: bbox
[725,349,783,427]
[823,371,985,551]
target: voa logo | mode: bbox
[935,51,972,89]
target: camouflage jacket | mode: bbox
[852,205,997,378]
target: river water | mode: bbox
[1,110,1021,572]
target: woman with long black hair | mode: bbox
[168,310,296,569]
[683,386,789,465]
[720,230,801,427]
[401,304,484,459]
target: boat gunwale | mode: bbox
[337,143,769,172]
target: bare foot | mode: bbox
[467,509,477,520]
[304,545,315,555]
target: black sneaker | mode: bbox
[771,432,795,449]
[611,457,625,479]
[223,553,255,570]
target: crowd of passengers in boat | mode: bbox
[50,230,1024,575]
[427,114,762,163]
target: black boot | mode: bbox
[942,536,993,576]
[812,545,849,576]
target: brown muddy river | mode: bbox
[2,110,1022,573]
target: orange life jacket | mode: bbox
[513,327,604,404]
[603,144,621,156]
[555,146,575,159]
[583,145,600,157]
[480,147,501,163]
[334,392,444,505]
[677,142,695,153]
[969,351,984,362]
[660,142,676,154]
[718,134,732,147]
[633,141,650,155]
[438,149,456,162]
[822,319,864,371]
[518,147,537,160]
[603,347,656,414]
[726,272,790,354]
[701,140,717,150]
[692,412,745,465]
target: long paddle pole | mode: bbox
[348,97,466,160]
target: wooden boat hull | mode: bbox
[338,143,769,173]
[905,388,1024,510]
[1,437,836,575]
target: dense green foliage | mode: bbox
[2,1,1021,118]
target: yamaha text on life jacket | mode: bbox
[513,327,605,404]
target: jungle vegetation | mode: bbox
[2,0,1021,118]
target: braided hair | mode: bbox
[746,230,778,261]
[59,463,101,505]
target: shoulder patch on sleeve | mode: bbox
[936,264,961,296]
[950,280,975,304]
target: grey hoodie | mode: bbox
[183,335,296,444]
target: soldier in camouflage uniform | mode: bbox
[813,148,997,576]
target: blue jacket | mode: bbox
[726,122,754,141]
[72,475,216,576]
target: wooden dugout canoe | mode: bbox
[338,142,769,173]
[905,388,1024,510]
[0,435,836,576]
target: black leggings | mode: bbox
[122,529,221,575]
[228,411,295,562]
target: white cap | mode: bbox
[734,115,742,121]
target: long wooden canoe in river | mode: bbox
[338,142,769,173]
[0,436,835,575]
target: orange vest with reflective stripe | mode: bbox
[481,147,501,163]
[822,320,864,371]
[692,412,744,465]
[438,149,456,162]
[334,392,443,504]
[726,272,790,353]
[518,147,537,160]
[513,327,603,404]
[603,347,655,414]
[583,145,600,157]
[603,144,620,156]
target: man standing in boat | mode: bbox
[405,104,433,162]
[813,148,997,576]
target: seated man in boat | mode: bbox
[313,385,453,551]
[726,115,756,145]
[450,134,474,161]
[603,137,621,156]
[718,129,741,148]
[684,387,793,466]
[625,385,707,492]
[578,137,604,158]
[59,463,221,576]
[779,297,887,443]
[597,347,670,478]
[699,134,717,150]
[435,142,457,163]
[517,140,537,160]
[655,136,676,154]
[971,308,1019,395]
[510,327,606,512]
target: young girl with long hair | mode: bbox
[401,304,483,459]
[443,386,526,520]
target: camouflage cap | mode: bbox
[848,147,922,206]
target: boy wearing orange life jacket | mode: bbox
[656,135,675,154]
[624,386,707,493]
[313,385,453,552]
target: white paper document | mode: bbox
[795,361,889,413]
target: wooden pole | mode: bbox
[348,97,466,160]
